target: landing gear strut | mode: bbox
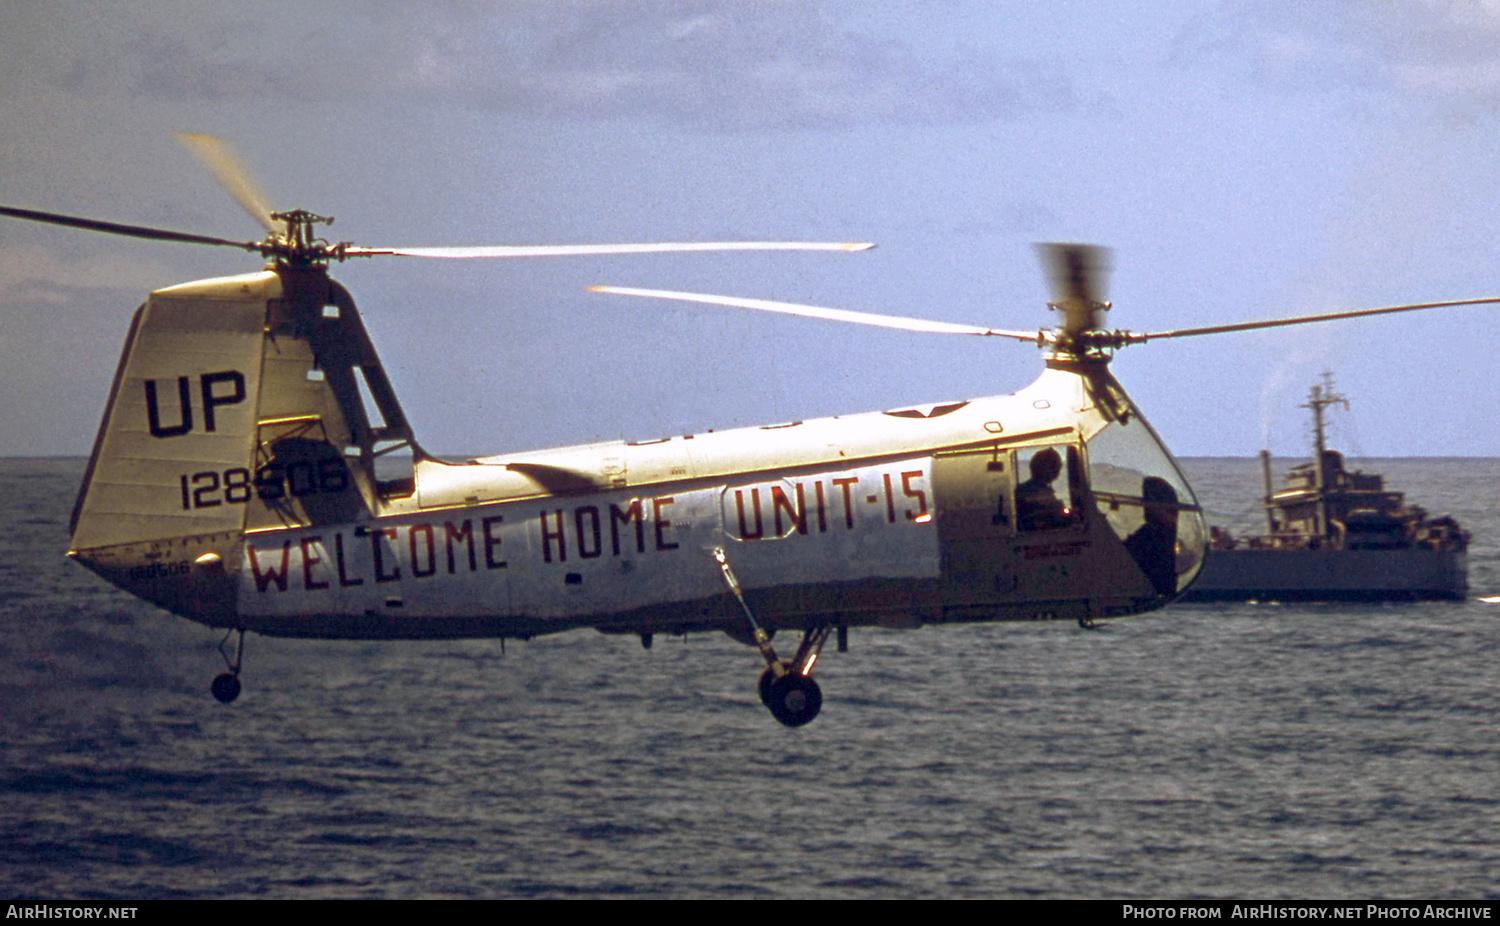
[211,628,245,704]
[714,547,829,727]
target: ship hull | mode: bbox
[1181,548,1467,602]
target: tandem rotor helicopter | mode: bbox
[5,135,1497,727]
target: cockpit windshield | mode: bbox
[1086,412,1206,596]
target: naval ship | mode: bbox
[1181,376,1469,602]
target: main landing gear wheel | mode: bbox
[765,673,822,727]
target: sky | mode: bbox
[3,1,1500,461]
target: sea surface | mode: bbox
[3,456,1499,900]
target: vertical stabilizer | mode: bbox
[68,266,414,624]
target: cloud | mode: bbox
[2,1,1075,130]
[370,2,1076,128]
[1178,0,1500,110]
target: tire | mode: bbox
[765,673,822,727]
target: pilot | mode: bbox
[1125,476,1179,596]
[1015,448,1071,531]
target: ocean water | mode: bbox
[4,456,1499,899]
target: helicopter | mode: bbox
[5,136,1498,727]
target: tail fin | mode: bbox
[69,267,414,620]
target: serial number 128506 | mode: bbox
[178,460,349,510]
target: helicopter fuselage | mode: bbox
[66,268,1206,647]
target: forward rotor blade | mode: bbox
[1038,243,1111,307]
[174,132,278,234]
[346,241,875,259]
[0,204,261,252]
[1139,296,1500,341]
[588,285,1041,339]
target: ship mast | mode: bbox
[1302,372,1349,539]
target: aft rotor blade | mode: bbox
[1139,296,1500,341]
[0,204,261,251]
[174,132,278,234]
[588,285,1041,339]
[345,241,875,259]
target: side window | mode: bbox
[1015,444,1085,532]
